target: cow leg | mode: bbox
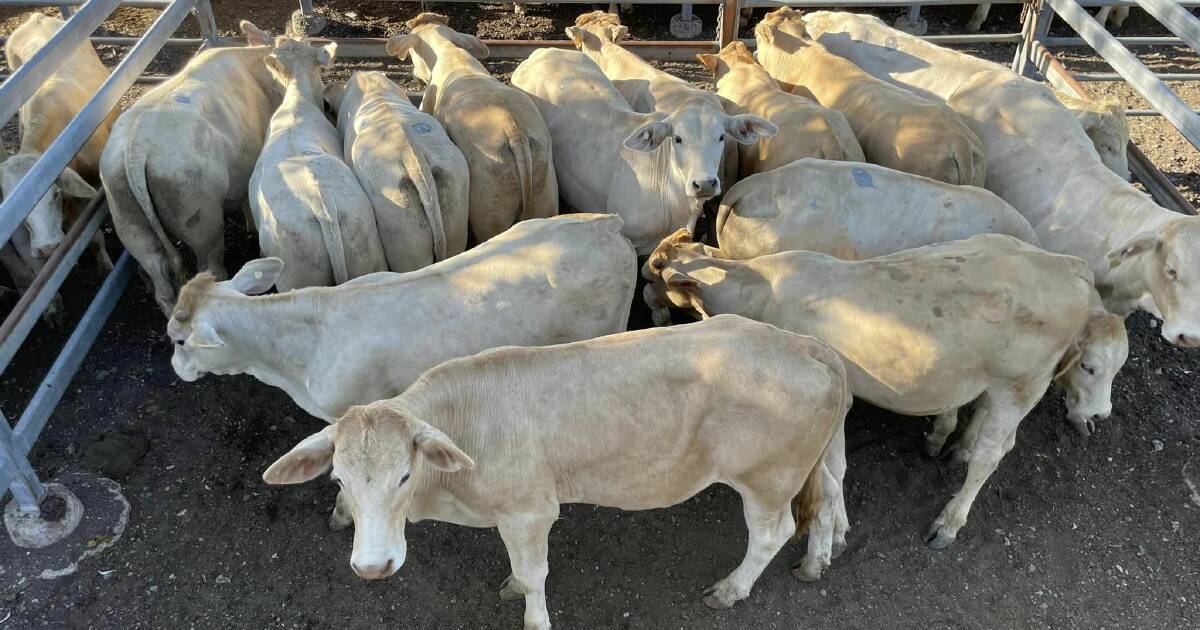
[3,237,68,328]
[827,425,849,558]
[967,4,990,32]
[925,409,960,458]
[706,492,795,608]
[952,397,990,464]
[329,488,353,531]
[497,510,557,630]
[926,384,1040,549]
[89,230,113,272]
[1110,6,1130,27]
[793,463,838,582]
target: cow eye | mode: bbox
[718,134,726,142]
[673,135,681,144]
[1080,363,1095,376]
[174,338,184,347]
[1166,267,1178,281]
[332,477,343,488]
[399,472,411,487]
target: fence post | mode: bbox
[1013,0,1052,77]
[298,0,314,16]
[58,4,74,18]
[718,0,739,48]
[2,411,44,514]
[193,0,218,47]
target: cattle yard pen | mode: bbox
[1,0,1199,581]
[0,0,215,544]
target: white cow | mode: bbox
[385,13,558,243]
[101,21,280,316]
[801,11,1130,179]
[799,14,1200,347]
[331,71,470,271]
[249,38,386,291]
[511,48,767,254]
[1,13,109,261]
[167,214,635,423]
[643,231,1125,555]
[566,11,776,228]
[263,315,849,628]
[697,41,864,176]
[711,158,1039,262]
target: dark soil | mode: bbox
[2,2,1200,629]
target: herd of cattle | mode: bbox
[2,6,1198,628]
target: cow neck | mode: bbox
[681,255,773,319]
[214,291,325,388]
[428,41,488,86]
[280,71,323,110]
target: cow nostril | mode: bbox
[383,558,394,575]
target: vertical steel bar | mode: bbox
[193,0,218,47]
[58,4,75,17]
[298,0,314,15]
[11,252,134,456]
[718,0,739,48]
[907,4,922,23]
[1,411,44,513]
[682,2,693,17]
[0,0,197,253]
[0,0,122,128]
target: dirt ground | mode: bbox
[2,2,1200,629]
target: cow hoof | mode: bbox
[925,527,956,550]
[921,441,943,461]
[701,581,739,609]
[831,539,847,560]
[499,575,524,601]
[790,561,823,582]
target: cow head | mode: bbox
[1075,94,1131,181]
[263,402,474,580]
[263,37,336,104]
[1107,217,1200,347]
[640,229,720,325]
[565,10,628,52]
[696,40,760,85]
[167,258,283,382]
[1055,310,1128,436]
[386,14,489,84]
[754,7,811,54]
[0,155,95,259]
[623,106,775,201]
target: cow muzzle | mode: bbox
[352,557,399,580]
[688,178,719,198]
[1162,326,1200,348]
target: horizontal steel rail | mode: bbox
[1132,0,1200,54]
[0,0,170,5]
[1043,0,1200,149]
[1044,35,1187,45]
[0,36,206,46]
[1124,108,1200,115]
[0,0,197,257]
[1074,71,1200,81]
[322,37,721,59]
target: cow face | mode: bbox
[1108,218,1200,347]
[0,155,95,259]
[1056,312,1128,436]
[641,229,719,324]
[263,404,474,580]
[167,258,284,381]
[623,107,775,201]
[263,38,336,101]
[1076,96,1131,181]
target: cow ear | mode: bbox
[414,425,475,472]
[1072,108,1103,134]
[696,53,719,73]
[1106,232,1159,268]
[662,267,699,290]
[57,168,96,200]
[452,32,489,59]
[230,258,284,295]
[611,25,629,42]
[565,26,584,47]
[756,25,775,47]
[240,20,273,47]
[317,43,337,68]
[623,119,672,152]
[386,33,418,59]
[263,425,337,485]
[725,114,778,144]
[187,321,224,349]
[324,80,346,114]
[1053,340,1082,381]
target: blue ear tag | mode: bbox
[852,167,875,188]
[411,122,432,134]
[174,94,191,104]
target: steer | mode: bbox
[643,231,1127,558]
[101,21,280,316]
[331,71,470,271]
[697,41,863,176]
[385,13,558,243]
[711,158,1038,263]
[800,11,1130,180]
[249,38,386,290]
[754,7,986,187]
[263,315,850,628]
[511,48,767,253]
[566,11,776,227]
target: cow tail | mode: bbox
[506,124,537,224]
[306,163,350,284]
[792,454,825,535]
[396,137,447,262]
[123,114,185,285]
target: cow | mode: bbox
[101,21,280,316]
[711,158,1039,263]
[262,314,850,628]
[566,11,776,228]
[696,41,863,177]
[968,3,1129,33]
[248,38,386,291]
[511,49,757,253]
[384,13,558,243]
[754,7,987,188]
[799,11,1130,179]
[330,71,470,271]
[643,231,1127,558]
[798,16,1200,347]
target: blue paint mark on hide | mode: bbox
[411,122,432,134]
[809,198,818,210]
[174,94,191,104]
[852,167,875,188]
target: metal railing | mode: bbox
[0,0,215,512]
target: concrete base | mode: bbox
[1,472,128,595]
[893,15,929,36]
[670,13,703,39]
[290,9,327,37]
